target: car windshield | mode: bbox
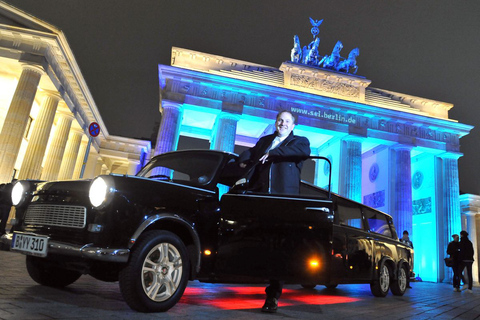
[137,151,224,187]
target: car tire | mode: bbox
[325,284,338,289]
[119,230,190,312]
[370,263,390,297]
[301,284,316,289]
[390,264,408,296]
[26,255,81,287]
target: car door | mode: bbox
[331,198,374,282]
[215,192,334,282]
[363,207,398,269]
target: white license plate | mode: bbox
[11,233,48,257]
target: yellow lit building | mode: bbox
[0,1,151,184]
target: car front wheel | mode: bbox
[390,264,408,296]
[370,264,390,297]
[119,230,190,312]
[26,255,81,287]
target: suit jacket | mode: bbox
[238,132,310,194]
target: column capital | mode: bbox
[70,127,85,135]
[390,143,413,152]
[38,89,62,101]
[437,152,463,160]
[19,62,45,76]
[341,135,365,143]
[56,110,75,121]
[161,100,183,114]
[215,111,241,122]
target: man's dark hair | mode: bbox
[403,230,409,235]
[276,110,296,124]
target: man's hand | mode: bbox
[239,163,247,168]
[259,153,269,164]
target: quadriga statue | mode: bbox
[336,48,360,74]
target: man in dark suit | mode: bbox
[238,110,310,194]
[237,110,310,313]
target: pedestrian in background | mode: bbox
[447,234,463,292]
[400,230,414,288]
[459,230,474,293]
[400,230,413,249]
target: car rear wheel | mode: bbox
[26,255,81,287]
[390,264,408,296]
[119,230,189,312]
[370,264,390,297]
[325,284,338,289]
[301,284,316,289]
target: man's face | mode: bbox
[276,112,295,137]
[454,236,459,242]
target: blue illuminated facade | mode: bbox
[156,47,473,283]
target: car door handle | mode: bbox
[305,207,330,212]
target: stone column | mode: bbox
[101,164,110,175]
[438,153,462,282]
[390,145,413,236]
[464,212,479,285]
[127,160,140,175]
[41,112,74,181]
[313,151,331,190]
[0,63,44,183]
[339,136,363,202]
[94,157,104,177]
[210,112,239,152]
[154,101,183,156]
[72,138,88,179]
[18,92,61,180]
[58,129,84,180]
[153,102,183,177]
[459,194,480,285]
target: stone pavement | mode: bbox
[0,250,479,320]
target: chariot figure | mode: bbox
[290,35,302,63]
[336,48,359,74]
[304,37,320,66]
[301,37,320,65]
[320,40,343,70]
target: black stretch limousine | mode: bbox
[0,150,413,312]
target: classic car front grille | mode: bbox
[24,204,87,229]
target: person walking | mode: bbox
[447,234,462,292]
[459,230,474,293]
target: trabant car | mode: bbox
[0,150,413,312]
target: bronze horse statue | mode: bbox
[336,48,360,74]
[320,40,343,70]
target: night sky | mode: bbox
[4,0,480,194]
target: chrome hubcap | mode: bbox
[398,267,407,291]
[141,242,183,302]
[379,265,389,292]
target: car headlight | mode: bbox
[11,181,26,206]
[89,176,115,208]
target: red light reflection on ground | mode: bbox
[180,286,360,310]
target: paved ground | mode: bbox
[0,250,479,320]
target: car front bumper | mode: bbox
[0,232,130,263]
